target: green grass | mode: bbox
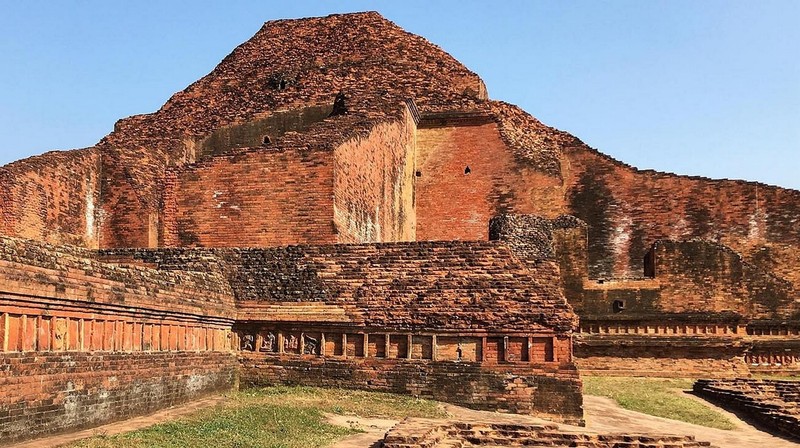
[582,376,737,430]
[68,386,446,448]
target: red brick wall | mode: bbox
[574,335,750,377]
[651,240,795,318]
[162,149,336,248]
[415,122,563,241]
[0,148,100,248]
[239,354,583,425]
[0,237,236,444]
[563,146,800,280]
[333,113,416,243]
[0,351,235,444]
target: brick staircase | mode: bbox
[693,378,800,441]
[382,419,714,448]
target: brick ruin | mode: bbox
[694,379,800,441]
[382,419,715,448]
[0,10,798,443]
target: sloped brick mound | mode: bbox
[381,419,715,448]
[693,379,800,441]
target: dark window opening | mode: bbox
[279,79,287,90]
[464,166,471,175]
[613,300,626,313]
[415,170,422,177]
[262,136,272,145]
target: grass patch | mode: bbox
[582,376,736,430]
[69,386,446,448]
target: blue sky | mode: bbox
[1,1,798,189]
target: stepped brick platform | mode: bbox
[693,379,800,441]
[381,419,715,448]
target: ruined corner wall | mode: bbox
[415,117,564,242]
[0,238,237,444]
[650,240,796,318]
[563,146,800,283]
[0,148,101,248]
[162,113,417,248]
[333,112,417,243]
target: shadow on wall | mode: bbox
[195,104,333,159]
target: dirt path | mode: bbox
[8,396,227,448]
[326,415,396,448]
[582,394,798,448]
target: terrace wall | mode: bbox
[0,238,237,444]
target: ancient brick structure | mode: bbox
[98,242,583,425]
[694,379,800,441]
[0,237,236,444]
[382,419,715,448]
[1,10,799,443]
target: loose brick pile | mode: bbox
[693,379,800,441]
[381,419,715,448]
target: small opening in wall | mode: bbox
[262,136,272,145]
[279,79,287,90]
[464,166,471,175]
[613,300,626,313]
[415,170,422,177]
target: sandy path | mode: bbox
[582,394,798,448]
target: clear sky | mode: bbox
[1,1,798,189]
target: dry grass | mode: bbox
[582,376,737,430]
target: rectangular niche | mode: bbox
[484,337,504,364]
[346,333,364,357]
[389,334,408,358]
[506,337,529,362]
[437,336,481,362]
[302,332,321,356]
[283,331,302,354]
[411,335,433,360]
[325,333,344,356]
[531,337,554,362]
[368,334,386,358]
[259,329,279,353]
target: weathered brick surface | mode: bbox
[333,110,417,243]
[0,237,235,317]
[163,148,336,248]
[574,335,751,377]
[239,354,583,425]
[0,351,236,445]
[95,11,486,248]
[694,379,800,441]
[101,241,578,333]
[0,148,100,248]
[0,238,236,444]
[563,147,800,282]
